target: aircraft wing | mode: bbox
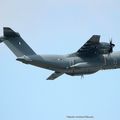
[47,72,64,80]
[77,35,100,56]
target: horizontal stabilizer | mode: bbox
[47,72,64,80]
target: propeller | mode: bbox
[109,39,115,53]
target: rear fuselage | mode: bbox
[16,51,120,76]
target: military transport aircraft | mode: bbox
[0,27,119,80]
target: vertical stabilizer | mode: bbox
[2,27,36,57]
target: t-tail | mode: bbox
[0,27,36,57]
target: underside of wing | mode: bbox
[77,35,100,57]
[47,72,64,80]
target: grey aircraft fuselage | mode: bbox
[17,52,120,76]
[0,27,119,80]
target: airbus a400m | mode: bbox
[0,27,119,80]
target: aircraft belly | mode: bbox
[66,68,99,76]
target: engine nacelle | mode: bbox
[98,42,115,54]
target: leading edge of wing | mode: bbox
[47,72,64,80]
[77,35,100,56]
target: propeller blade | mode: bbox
[109,38,115,53]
